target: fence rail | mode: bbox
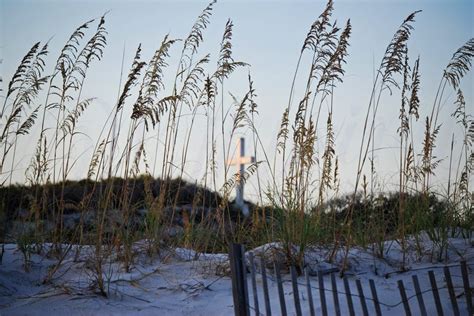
[229,243,473,316]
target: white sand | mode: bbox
[1,236,472,315]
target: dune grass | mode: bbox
[0,0,472,295]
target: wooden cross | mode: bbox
[227,137,255,211]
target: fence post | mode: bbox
[356,279,369,316]
[460,260,472,315]
[290,265,302,316]
[443,266,459,316]
[260,256,272,316]
[241,245,250,316]
[412,275,427,316]
[318,270,328,316]
[398,279,412,316]
[229,243,249,316]
[331,273,341,316]
[275,263,287,316]
[305,267,315,316]
[248,252,259,316]
[343,277,355,316]
[369,279,382,316]
[428,270,444,316]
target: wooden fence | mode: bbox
[229,243,473,316]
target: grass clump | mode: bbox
[0,0,472,286]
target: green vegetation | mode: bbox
[0,0,472,295]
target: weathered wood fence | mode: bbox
[229,243,473,316]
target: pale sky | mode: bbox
[1,0,473,200]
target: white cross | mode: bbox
[227,137,255,214]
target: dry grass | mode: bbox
[0,0,472,290]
